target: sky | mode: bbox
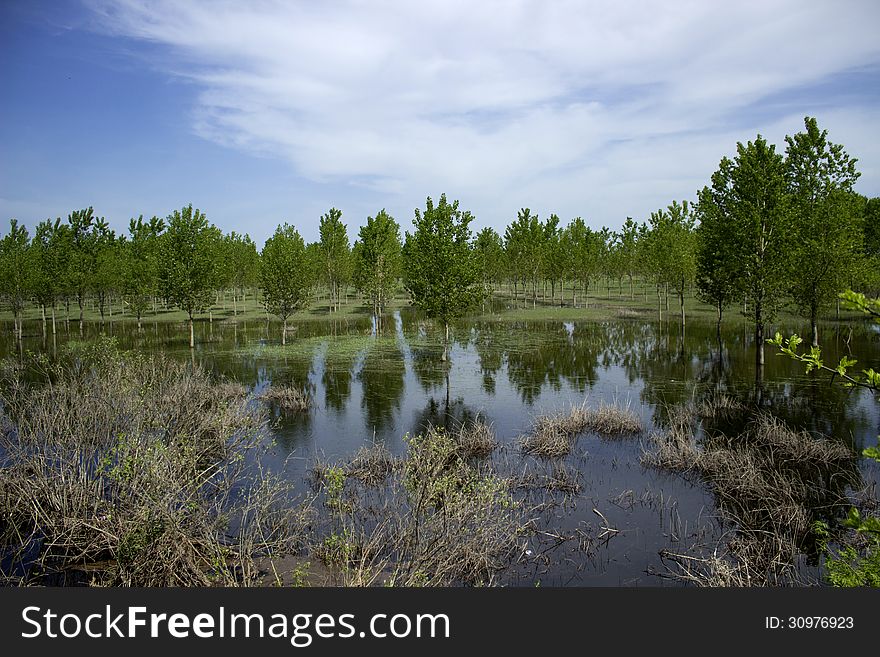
[1,0,879,247]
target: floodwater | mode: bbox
[2,307,879,585]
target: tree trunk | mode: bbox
[51,304,56,335]
[657,287,663,321]
[811,305,819,347]
[282,317,287,346]
[716,301,723,341]
[679,288,685,329]
[189,316,195,349]
[41,304,46,336]
[755,302,764,370]
[442,321,449,362]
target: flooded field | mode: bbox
[2,309,878,585]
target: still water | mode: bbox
[3,308,879,585]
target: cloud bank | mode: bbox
[86,0,880,231]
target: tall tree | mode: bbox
[504,209,542,304]
[318,208,351,312]
[647,200,697,328]
[695,186,741,334]
[123,215,165,330]
[403,194,482,361]
[785,116,862,346]
[66,207,100,334]
[260,223,310,345]
[543,214,563,303]
[28,218,64,334]
[353,209,402,324]
[0,219,30,338]
[159,204,218,348]
[704,136,792,373]
[617,217,640,299]
[474,226,504,298]
[92,219,118,325]
[560,217,599,307]
[227,231,260,315]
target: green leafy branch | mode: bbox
[767,332,880,391]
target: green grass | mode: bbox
[1,279,867,329]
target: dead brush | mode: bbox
[520,426,574,458]
[216,381,250,400]
[258,385,311,412]
[697,393,745,420]
[513,464,583,496]
[0,340,308,586]
[642,403,858,586]
[522,400,642,458]
[454,417,498,459]
[345,444,397,487]
[311,427,527,586]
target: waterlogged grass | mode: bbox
[244,334,405,371]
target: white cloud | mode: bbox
[85,0,880,232]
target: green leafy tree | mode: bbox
[28,218,65,334]
[560,217,600,306]
[695,185,741,334]
[543,214,563,303]
[647,200,697,328]
[66,207,101,334]
[785,116,862,346]
[318,208,351,312]
[159,204,218,348]
[474,226,505,298]
[92,220,119,325]
[353,209,402,322]
[403,194,483,361]
[617,217,641,299]
[0,219,30,338]
[260,223,310,345]
[227,231,260,314]
[123,215,165,329]
[504,208,544,305]
[703,136,792,372]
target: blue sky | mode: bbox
[2,0,879,247]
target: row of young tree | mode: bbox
[0,116,876,357]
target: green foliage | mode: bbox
[0,219,31,326]
[474,226,504,290]
[703,136,793,329]
[695,186,741,318]
[260,223,311,343]
[560,216,601,294]
[403,194,483,358]
[645,200,697,297]
[785,117,862,344]
[122,215,165,324]
[353,209,401,317]
[318,207,351,312]
[159,204,218,321]
[504,208,545,301]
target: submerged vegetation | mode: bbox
[642,400,859,586]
